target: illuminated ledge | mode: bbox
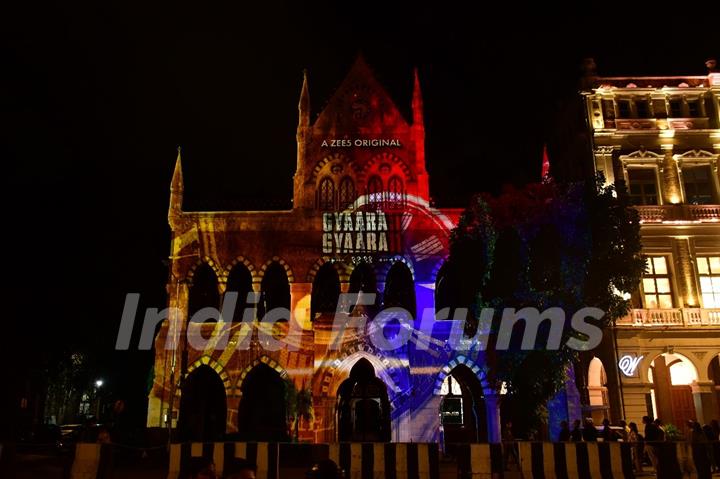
[617,308,720,328]
[636,205,720,223]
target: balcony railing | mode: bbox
[617,308,720,327]
[636,205,720,223]
[611,117,710,130]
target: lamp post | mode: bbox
[95,379,103,422]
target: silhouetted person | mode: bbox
[689,421,711,479]
[558,421,570,442]
[712,420,720,473]
[618,420,629,442]
[643,416,660,470]
[570,419,582,442]
[628,422,643,473]
[582,419,598,442]
[601,419,617,441]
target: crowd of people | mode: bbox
[554,416,720,476]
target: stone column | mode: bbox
[672,237,700,308]
[691,381,717,425]
[660,145,682,204]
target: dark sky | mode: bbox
[2,1,718,421]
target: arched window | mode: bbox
[311,263,341,320]
[259,262,290,320]
[387,175,405,208]
[318,177,335,210]
[224,263,253,323]
[188,264,220,322]
[383,261,416,319]
[338,177,355,210]
[366,176,383,206]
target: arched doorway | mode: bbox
[587,357,610,424]
[440,365,487,452]
[336,358,391,442]
[177,366,227,442]
[709,355,720,419]
[225,263,253,323]
[258,262,290,320]
[649,353,699,428]
[383,261,416,320]
[188,264,220,321]
[311,263,340,321]
[236,363,288,441]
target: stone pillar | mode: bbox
[653,356,674,422]
[597,332,625,423]
[672,237,700,308]
[660,145,682,204]
[484,393,502,443]
[691,381,716,424]
[593,146,616,185]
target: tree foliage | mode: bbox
[447,176,643,436]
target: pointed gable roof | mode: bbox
[312,55,409,135]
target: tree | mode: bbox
[447,176,643,438]
[285,379,314,442]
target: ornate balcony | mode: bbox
[617,308,720,327]
[636,205,720,223]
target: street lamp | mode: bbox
[95,379,103,421]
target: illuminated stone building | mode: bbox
[581,63,720,429]
[147,57,504,444]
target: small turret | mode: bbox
[169,147,184,227]
[298,69,310,130]
[294,70,311,209]
[412,68,424,127]
[411,68,429,199]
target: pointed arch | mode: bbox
[382,260,416,319]
[186,257,223,284]
[317,176,336,210]
[307,257,351,284]
[258,260,292,320]
[311,262,341,320]
[236,360,289,442]
[236,356,288,395]
[433,355,487,395]
[184,355,232,391]
[338,176,356,210]
[177,364,228,442]
[224,261,254,322]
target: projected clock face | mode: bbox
[325,194,455,278]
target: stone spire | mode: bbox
[412,68,424,127]
[169,147,184,226]
[298,69,310,129]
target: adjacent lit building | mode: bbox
[581,63,720,429]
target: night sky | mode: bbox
[2,2,718,425]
